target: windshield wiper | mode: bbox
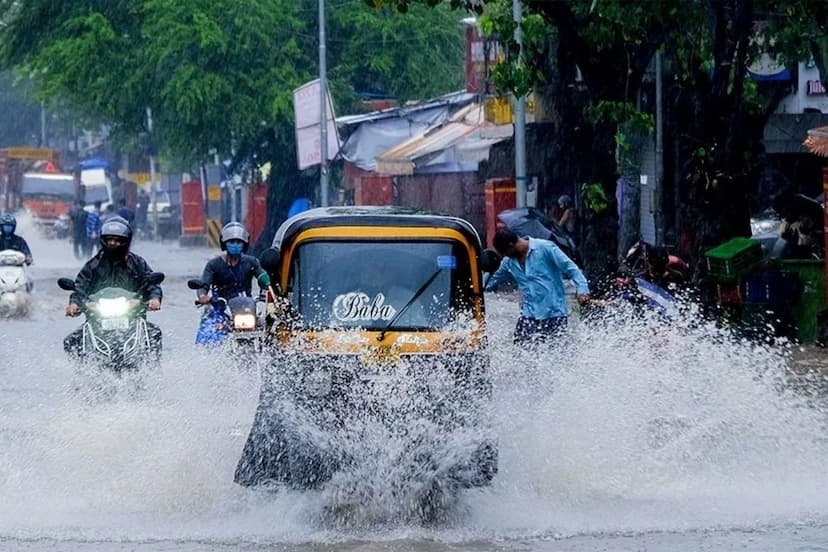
[376,268,442,342]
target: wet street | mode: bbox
[1,227,828,551]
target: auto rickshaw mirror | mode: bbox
[480,249,502,273]
[260,247,281,273]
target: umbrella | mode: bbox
[496,207,582,266]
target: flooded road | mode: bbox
[1,222,827,551]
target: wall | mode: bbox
[776,62,828,114]
[396,172,485,238]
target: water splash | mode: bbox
[0,282,827,545]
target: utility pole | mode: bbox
[146,107,159,240]
[319,0,329,207]
[513,0,527,208]
[40,102,47,147]
[655,50,664,246]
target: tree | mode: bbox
[0,72,41,147]
[0,0,466,249]
[380,0,826,285]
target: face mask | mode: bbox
[1,225,13,235]
[226,243,243,256]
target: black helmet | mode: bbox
[0,213,16,235]
[219,222,250,252]
[100,216,132,258]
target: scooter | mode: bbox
[0,249,31,317]
[58,272,165,373]
[188,279,264,353]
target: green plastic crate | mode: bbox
[778,259,826,343]
[704,237,762,282]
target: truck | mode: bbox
[20,171,75,231]
[0,147,60,212]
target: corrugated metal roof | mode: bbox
[375,104,512,175]
[336,91,475,128]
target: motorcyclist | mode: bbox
[63,216,163,355]
[0,213,33,264]
[640,244,687,294]
[196,222,270,304]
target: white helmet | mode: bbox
[220,222,250,252]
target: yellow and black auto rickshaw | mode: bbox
[234,207,497,513]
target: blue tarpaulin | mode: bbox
[79,157,109,170]
[288,198,313,218]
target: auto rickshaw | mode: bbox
[234,207,497,515]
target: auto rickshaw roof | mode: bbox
[272,206,482,251]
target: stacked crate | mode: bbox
[704,237,763,306]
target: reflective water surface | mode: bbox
[1,219,826,551]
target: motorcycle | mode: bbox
[58,272,165,373]
[187,279,264,353]
[0,249,31,317]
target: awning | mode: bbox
[375,103,512,175]
[79,157,109,170]
[804,126,828,157]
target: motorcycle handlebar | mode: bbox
[195,297,228,308]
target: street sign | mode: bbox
[293,79,340,170]
[4,147,55,161]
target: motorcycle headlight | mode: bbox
[304,368,332,398]
[96,297,130,318]
[233,313,257,330]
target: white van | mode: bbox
[80,168,113,211]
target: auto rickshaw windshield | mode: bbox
[291,240,473,330]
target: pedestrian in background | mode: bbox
[136,189,150,234]
[101,204,116,222]
[555,194,576,235]
[116,198,135,225]
[68,200,88,260]
[84,201,102,256]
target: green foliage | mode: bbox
[584,101,653,135]
[365,0,484,14]
[330,1,464,105]
[0,0,464,167]
[581,182,608,215]
[477,1,552,97]
[0,71,42,147]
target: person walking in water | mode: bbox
[84,201,102,257]
[68,200,88,260]
[486,228,590,343]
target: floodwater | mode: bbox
[1,216,827,551]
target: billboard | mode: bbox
[294,79,341,170]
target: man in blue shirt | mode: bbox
[486,228,590,343]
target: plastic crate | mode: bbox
[742,269,800,305]
[778,259,826,343]
[704,237,762,282]
[716,282,743,305]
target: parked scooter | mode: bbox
[0,249,31,317]
[58,272,165,373]
[188,278,264,353]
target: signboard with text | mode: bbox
[294,79,341,170]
